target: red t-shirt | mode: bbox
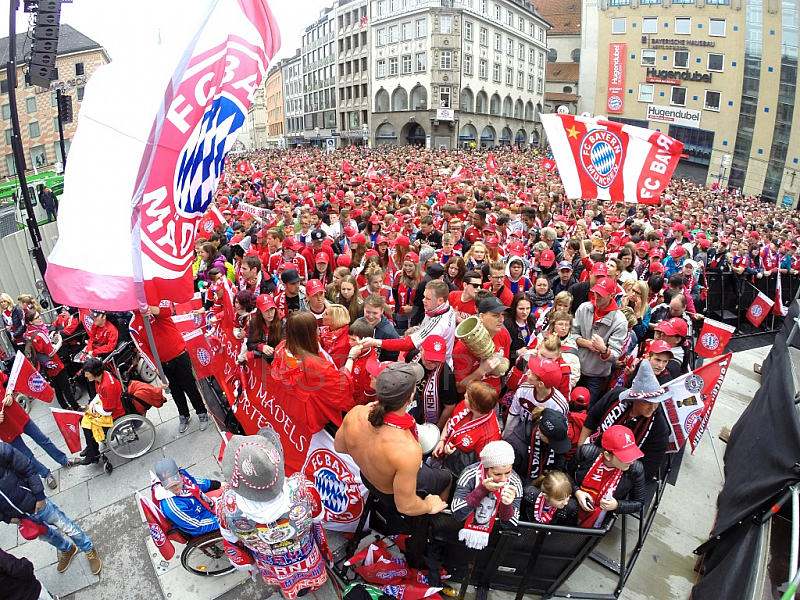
[133,305,186,363]
[96,371,125,419]
[452,327,511,395]
[448,290,478,320]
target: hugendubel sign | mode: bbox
[646,67,712,83]
[607,43,626,114]
[647,104,701,128]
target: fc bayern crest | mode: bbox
[27,373,47,393]
[196,347,212,367]
[304,449,363,524]
[701,332,720,351]
[149,523,167,547]
[749,304,763,318]
[202,220,215,234]
[580,129,623,189]
[607,95,623,112]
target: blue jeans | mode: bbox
[29,499,93,553]
[9,421,68,478]
[579,375,610,408]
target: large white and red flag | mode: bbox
[486,153,498,174]
[45,0,281,311]
[540,113,683,204]
[448,165,466,185]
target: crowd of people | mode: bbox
[1,144,800,599]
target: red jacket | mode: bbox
[86,321,118,356]
[132,305,186,363]
[96,371,124,419]
[25,328,64,376]
[482,283,514,307]
[452,327,511,396]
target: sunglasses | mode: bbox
[465,281,482,288]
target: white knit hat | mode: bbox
[480,440,515,469]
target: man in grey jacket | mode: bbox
[571,277,629,406]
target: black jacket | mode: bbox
[567,444,645,515]
[567,280,592,312]
[0,441,45,524]
[0,549,41,600]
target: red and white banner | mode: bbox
[342,158,353,174]
[486,153,498,174]
[366,164,379,182]
[51,408,84,454]
[540,114,684,204]
[541,157,556,172]
[607,43,626,114]
[8,352,54,403]
[448,165,466,185]
[662,353,731,453]
[137,491,177,561]
[181,328,219,380]
[746,292,774,327]
[237,161,251,175]
[196,205,226,239]
[695,318,735,359]
[45,0,281,311]
[773,276,789,317]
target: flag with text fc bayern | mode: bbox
[541,114,684,205]
[45,0,281,311]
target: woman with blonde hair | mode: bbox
[620,280,651,343]
[327,266,351,302]
[334,274,364,324]
[463,241,488,274]
[319,304,353,368]
[0,293,15,328]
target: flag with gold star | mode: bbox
[541,114,684,204]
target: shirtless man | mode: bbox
[335,363,450,516]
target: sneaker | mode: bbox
[45,473,57,489]
[178,415,190,433]
[57,544,78,573]
[198,413,209,432]
[85,548,102,575]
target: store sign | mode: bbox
[647,104,701,128]
[607,43,626,114]
[646,68,712,84]
[641,36,716,49]
[436,108,455,121]
[646,76,682,85]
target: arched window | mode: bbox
[476,91,488,114]
[460,88,474,112]
[514,99,523,119]
[392,87,409,111]
[547,48,557,62]
[410,85,428,110]
[502,96,512,117]
[572,48,581,63]
[524,101,534,121]
[490,93,501,115]
[375,89,390,112]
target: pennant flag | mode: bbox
[541,157,556,172]
[196,205,226,238]
[217,431,234,462]
[237,161,251,174]
[746,292,774,327]
[773,276,789,317]
[486,153,498,174]
[448,165,466,185]
[45,0,282,311]
[342,158,353,174]
[78,308,95,335]
[181,328,218,379]
[366,163,379,182]
[8,352,54,403]
[51,408,85,454]
[137,491,177,561]
[695,318,736,359]
[540,113,683,204]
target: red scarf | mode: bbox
[577,454,623,528]
[319,325,348,353]
[590,295,619,323]
[458,465,501,550]
[533,494,558,524]
[382,411,418,441]
[425,301,451,319]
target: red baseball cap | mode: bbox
[344,225,357,237]
[591,262,608,277]
[669,245,686,259]
[405,252,419,263]
[590,277,617,298]
[485,236,499,248]
[376,235,389,246]
[636,241,649,252]
[648,339,674,357]
[421,334,447,362]
[282,237,302,250]
[314,253,330,264]
[698,238,711,250]
[602,425,644,463]
[390,235,410,247]
[527,357,562,388]
[256,295,276,312]
[349,232,367,245]
[508,241,526,257]
[540,249,556,268]
[570,386,591,408]
[336,254,352,268]
[649,262,665,274]
[672,223,686,233]
[655,317,688,338]
[305,279,326,297]
[366,357,391,378]
[649,248,665,259]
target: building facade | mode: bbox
[538,0,581,114]
[336,0,371,146]
[282,50,304,147]
[265,66,284,147]
[302,6,338,147]
[0,25,109,176]
[590,1,799,206]
[248,85,268,149]
[369,0,550,149]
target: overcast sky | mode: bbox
[0,0,331,65]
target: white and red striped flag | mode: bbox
[448,165,466,185]
[366,163,379,182]
[773,276,789,317]
[541,113,683,204]
[45,0,282,311]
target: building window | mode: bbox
[638,83,655,102]
[3,129,11,146]
[51,91,58,107]
[479,27,487,45]
[389,57,398,75]
[441,51,452,69]
[377,59,386,77]
[75,62,85,76]
[538,52,544,67]
[377,28,387,45]
[704,90,721,111]
[402,21,412,40]
[671,86,687,106]
[494,33,502,51]
[25,97,36,114]
[480,0,487,14]
[440,86,451,108]
[506,10,514,26]
[416,18,427,37]
[389,25,399,43]
[517,70,524,88]
[641,49,656,66]
[518,17,524,32]
[402,54,412,73]
[416,52,427,72]
[642,17,658,34]
[479,59,487,78]
[506,67,513,86]
[494,4,501,20]
[528,74,535,91]
[611,18,626,34]
[441,15,452,34]
[547,48,557,62]
[493,63,501,82]
[529,47,536,63]
[709,18,726,36]
[0,80,7,95]
[465,21,473,40]
[507,39,514,55]
[464,54,473,75]
[674,51,689,68]
[571,48,581,63]
[538,27,543,42]
[518,43,525,60]
[537,78,543,94]
[708,53,724,72]
[675,17,691,34]
[29,121,40,138]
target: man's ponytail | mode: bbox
[368,403,387,428]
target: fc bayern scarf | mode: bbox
[458,465,502,550]
[383,411,418,441]
[443,403,495,451]
[533,493,558,524]
[410,353,442,424]
[577,454,623,528]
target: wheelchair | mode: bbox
[175,529,235,577]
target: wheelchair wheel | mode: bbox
[16,394,32,414]
[136,358,158,384]
[107,414,156,459]
[180,532,235,577]
[102,456,113,475]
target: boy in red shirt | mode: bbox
[348,320,377,406]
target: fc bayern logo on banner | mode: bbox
[749,304,763,318]
[700,332,720,352]
[28,373,47,393]
[196,347,212,367]
[303,449,363,524]
[580,130,623,188]
[149,523,167,547]
[607,95,623,112]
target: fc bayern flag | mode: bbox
[342,158,353,173]
[746,292,774,327]
[486,153,498,174]
[366,163,379,182]
[448,165,466,185]
[51,408,84,454]
[182,328,218,379]
[237,160,250,174]
[541,157,556,172]
[541,113,683,204]
[196,205,226,239]
[8,352,54,403]
[137,491,177,561]
[45,0,282,311]
[78,308,95,334]
[696,318,736,359]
